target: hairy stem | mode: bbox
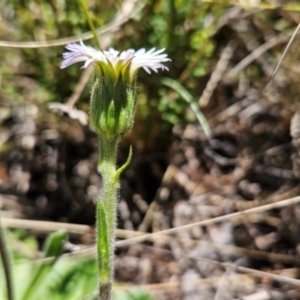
[97,136,119,300]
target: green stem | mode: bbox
[78,0,101,50]
[97,136,119,300]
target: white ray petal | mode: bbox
[61,41,170,75]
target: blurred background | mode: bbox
[1,0,300,299]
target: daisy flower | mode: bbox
[61,40,171,139]
[60,40,170,81]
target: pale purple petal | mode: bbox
[82,58,95,69]
[60,40,98,69]
[131,47,171,74]
[61,41,170,75]
[143,66,151,74]
[119,50,135,62]
[104,48,120,65]
[135,48,146,55]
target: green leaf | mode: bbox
[161,78,212,139]
[114,146,133,183]
[44,256,97,299]
[21,230,68,300]
[97,200,110,283]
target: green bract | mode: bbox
[90,71,136,140]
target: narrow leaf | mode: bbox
[114,146,133,183]
[161,78,212,138]
[268,22,300,92]
[97,200,110,283]
[22,230,68,300]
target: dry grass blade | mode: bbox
[115,247,300,294]
[267,22,300,92]
[2,218,299,265]
[227,31,292,79]
[199,41,235,107]
[1,218,90,235]
[114,274,253,293]
[138,165,177,232]
[195,1,300,12]
[152,246,300,288]
[4,221,300,293]
[47,103,88,125]
[66,68,94,108]
[0,0,145,48]
[115,195,300,247]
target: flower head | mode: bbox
[61,41,170,140]
[60,40,170,82]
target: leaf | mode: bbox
[114,146,133,183]
[161,78,212,139]
[21,230,68,300]
[97,201,110,283]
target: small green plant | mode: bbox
[60,41,170,299]
[0,229,98,300]
[21,230,68,300]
